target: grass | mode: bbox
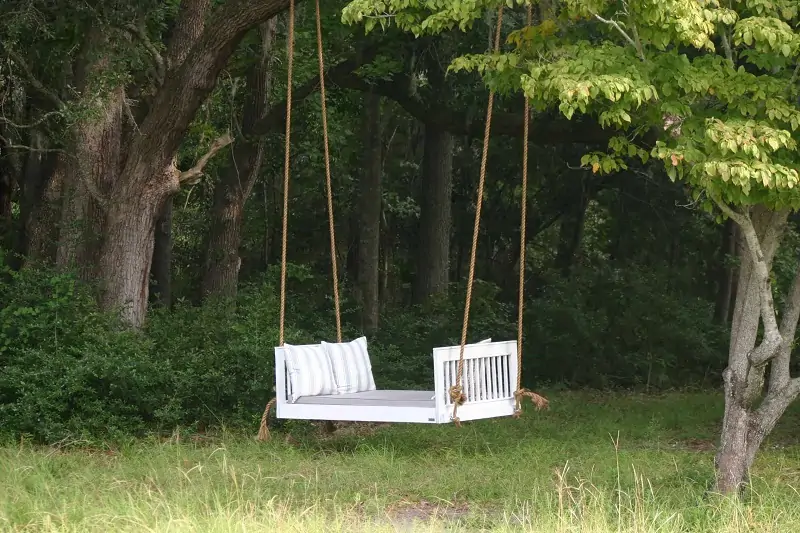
[1,391,800,532]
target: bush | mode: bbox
[523,264,728,389]
[0,258,728,444]
[0,265,168,442]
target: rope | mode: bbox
[256,398,277,441]
[450,4,504,427]
[258,0,295,442]
[513,3,548,418]
[315,0,343,342]
[278,0,295,348]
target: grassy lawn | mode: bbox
[2,391,800,532]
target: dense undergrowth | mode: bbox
[0,256,727,442]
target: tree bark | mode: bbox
[412,124,453,304]
[202,19,276,302]
[712,204,800,494]
[57,86,125,278]
[357,92,383,333]
[96,0,291,327]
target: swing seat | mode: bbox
[275,340,519,424]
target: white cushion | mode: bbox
[321,336,377,394]
[283,343,338,402]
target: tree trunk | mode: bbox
[714,205,800,494]
[0,158,12,249]
[20,149,61,266]
[99,188,167,325]
[150,200,173,307]
[357,93,383,333]
[57,87,125,278]
[713,219,738,324]
[412,124,453,304]
[554,181,588,277]
[202,20,276,302]
[92,0,291,327]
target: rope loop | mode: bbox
[256,397,277,441]
[513,388,549,418]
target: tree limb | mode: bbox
[0,111,63,129]
[592,12,645,61]
[178,133,234,184]
[249,45,383,136]
[124,23,167,85]
[0,133,66,154]
[1,45,65,109]
[121,0,299,190]
[328,69,615,145]
[712,195,783,365]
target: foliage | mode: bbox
[343,0,800,214]
[0,264,282,441]
[0,263,166,442]
[526,264,728,389]
[0,257,730,442]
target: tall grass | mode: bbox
[2,391,799,532]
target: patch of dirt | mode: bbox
[384,500,472,531]
[315,421,393,439]
[679,438,716,452]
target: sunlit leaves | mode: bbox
[341,0,530,37]
[343,0,800,211]
[734,16,800,70]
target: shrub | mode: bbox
[0,265,167,442]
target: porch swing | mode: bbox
[257,1,547,440]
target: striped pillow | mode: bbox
[283,343,338,402]
[321,336,377,395]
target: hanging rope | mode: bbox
[316,0,343,342]
[450,4,504,427]
[513,3,548,417]
[258,0,296,442]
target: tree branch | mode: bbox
[1,45,65,109]
[124,23,167,85]
[592,12,645,61]
[178,133,233,184]
[0,111,63,129]
[770,257,800,391]
[328,69,615,145]
[0,133,66,154]
[712,195,783,365]
[250,45,383,136]
[121,0,298,188]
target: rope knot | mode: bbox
[513,388,549,416]
[256,397,277,441]
[449,386,466,406]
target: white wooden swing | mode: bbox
[257,1,546,440]
[274,340,520,425]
